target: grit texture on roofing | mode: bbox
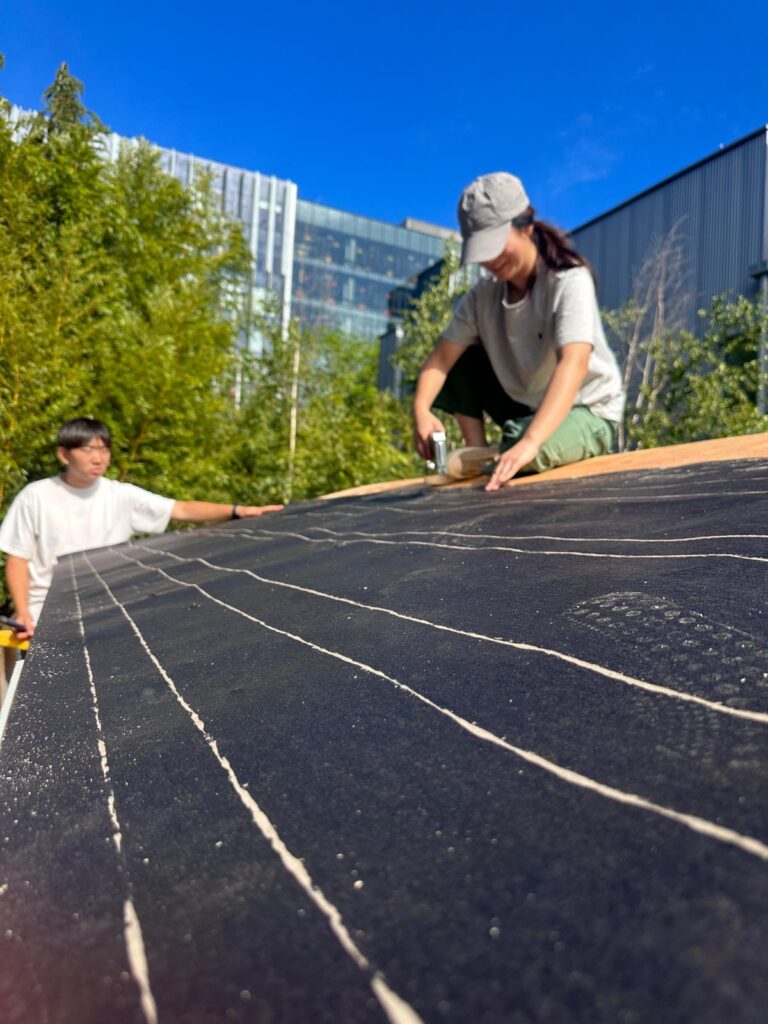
[1,451,767,1023]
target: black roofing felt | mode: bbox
[1,458,767,1024]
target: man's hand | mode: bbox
[485,437,540,491]
[5,555,35,639]
[171,501,284,523]
[234,505,284,518]
[413,408,446,461]
[9,612,35,642]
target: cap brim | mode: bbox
[460,222,511,265]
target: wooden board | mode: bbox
[320,432,768,499]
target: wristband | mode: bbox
[231,504,241,520]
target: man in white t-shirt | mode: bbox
[0,418,283,641]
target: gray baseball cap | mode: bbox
[457,172,531,264]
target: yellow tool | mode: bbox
[0,616,30,652]
[0,629,29,651]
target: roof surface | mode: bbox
[1,456,767,1023]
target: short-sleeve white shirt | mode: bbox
[442,262,625,422]
[0,476,174,621]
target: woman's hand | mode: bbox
[413,408,446,461]
[412,339,467,460]
[485,437,540,491]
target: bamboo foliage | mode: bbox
[0,60,417,526]
[0,66,253,514]
[0,62,423,610]
[234,308,415,506]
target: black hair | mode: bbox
[520,206,596,281]
[57,418,111,450]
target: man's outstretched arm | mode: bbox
[170,501,284,523]
[5,555,35,639]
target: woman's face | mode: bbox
[481,225,536,282]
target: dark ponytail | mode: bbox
[519,207,596,282]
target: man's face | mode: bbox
[481,225,535,281]
[57,440,111,485]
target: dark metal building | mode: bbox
[570,127,768,332]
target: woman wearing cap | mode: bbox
[413,172,625,491]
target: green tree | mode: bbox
[628,294,768,448]
[0,62,261,610]
[0,62,254,514]
[232,313,416,504]
[0,67,110,510]
[600,222,689,449]
[388,242,479,448]
[42,63,99,137]
[87,145,251,499]
[1,58,420,619]
[390,241,469,381]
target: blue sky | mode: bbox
[3,0,767,232]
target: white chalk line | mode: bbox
[307,527,768,546]
[248,527,768,566]
[364,488,768,515]
[304,506,409,517]
[110,547,768,864]
[294,487,768,525]
[71,560,158,1024]
[81,553,423,1024]
[129,542,768,727]
[515,481,768,496]
[301,473,768,519]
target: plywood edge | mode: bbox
[318,475,440,500]
[318,432,768,500]
[501,431,768,488]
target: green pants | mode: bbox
[432,346,617,474]
[434,345,617,474]
[500,405,617,474]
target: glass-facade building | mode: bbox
[8,104,455,349]
[292,201,448,340]
[101,132,298,349]
[102,125,450,344]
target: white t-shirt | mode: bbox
[443,262,625,422]
[0,476,175,622]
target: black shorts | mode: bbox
[432,344,531,426]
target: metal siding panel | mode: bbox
[572,131,768,332]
